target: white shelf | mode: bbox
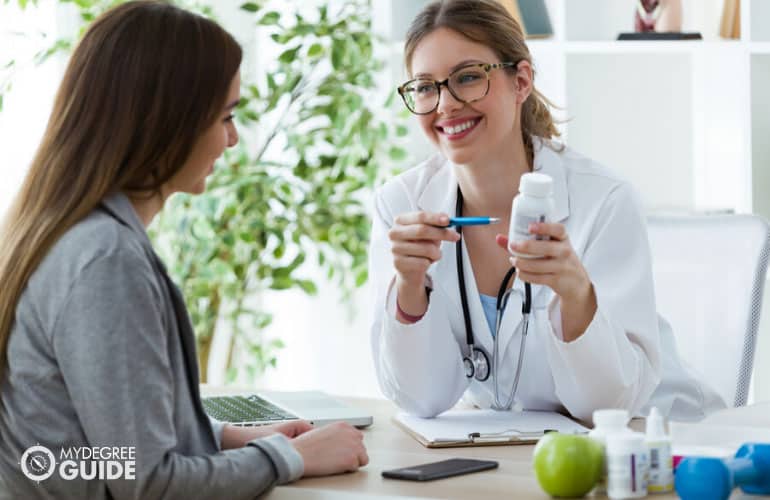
[565,40,741,54]
[530,39,752,55]
[751,43,770,54]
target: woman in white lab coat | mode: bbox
[369,0,724,422]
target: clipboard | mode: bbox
[394,409,589,448]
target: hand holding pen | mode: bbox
[389,212,500,322]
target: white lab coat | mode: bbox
[369,138,725,422]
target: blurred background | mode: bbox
[1,0,769,404]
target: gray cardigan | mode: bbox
[0,193,302,499]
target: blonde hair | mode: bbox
[0,0,242,379]
[404,0,561,161]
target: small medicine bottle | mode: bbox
[606,431,649,499]
[589,409,632,494]
[508,172,555,259]
[645,407,673,493]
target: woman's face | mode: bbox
[168,71,241,195]
[408,28,529,166]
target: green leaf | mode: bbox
[297,280,318,295]
[331,39,346,70]
[307,43,323,58]
[270,276,293,290]
[258,11,280,25]
[355,268,368,287]
[388,146,407,161]
[240,1,260,12]
[278,46,301,64]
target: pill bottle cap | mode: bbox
[519,172,553,198]
[645,406,668,441]
[593,409,630,430]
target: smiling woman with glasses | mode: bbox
[369,0,723,423]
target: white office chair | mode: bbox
[646,214,770,407]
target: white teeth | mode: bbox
[444,119,477,135]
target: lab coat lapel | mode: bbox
[416,159,494,357]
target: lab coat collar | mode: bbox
[531,136,569,223]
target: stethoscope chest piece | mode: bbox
[463,347,490,381]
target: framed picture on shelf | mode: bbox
[498,0,553,39]
[719,0,740,39]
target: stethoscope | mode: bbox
[455,187,532,410]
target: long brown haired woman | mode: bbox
[0,2,367,498]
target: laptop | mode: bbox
[202,390,373,428]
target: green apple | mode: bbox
[532,432,603,498]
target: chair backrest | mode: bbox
[646,214,770,407]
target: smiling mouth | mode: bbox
[436,117,481,137]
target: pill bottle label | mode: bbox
[607,452,648,499]
[648,443,673,493]
[510,214,548,258]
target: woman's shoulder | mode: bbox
[550,141,627,185]
[374,153,449,204]
[33,208,156,292]
[540,138,637,203]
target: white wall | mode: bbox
[0,2,63,217]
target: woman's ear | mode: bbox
[512,60,534,105]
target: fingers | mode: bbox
[390,212,460,287]
[391,240,442,262]
[394,211,449,227]
[357,447,370,468]
[528,221,567,241]
[288,420,314,437]
[509,238,571,259]
[389,224,460,245]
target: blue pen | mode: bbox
[444,217,500,227]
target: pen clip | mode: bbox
[467,430,545,443]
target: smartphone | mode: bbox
[381,458,498,481]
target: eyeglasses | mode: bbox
[397,61,520,115]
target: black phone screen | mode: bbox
[381,458,498,481]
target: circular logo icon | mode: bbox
[20,445,56,482]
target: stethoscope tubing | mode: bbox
[455,187,532,410]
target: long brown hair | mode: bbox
[404,0,561,160]
[0,0,242,379]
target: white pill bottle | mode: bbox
[589,409,633,495]
[606,432,649,499]
[645,407,674,493]
[508,172,555,259]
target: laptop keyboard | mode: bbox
[202,395,299,425]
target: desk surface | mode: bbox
[201,388,770,500]
[267,396,568,500]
